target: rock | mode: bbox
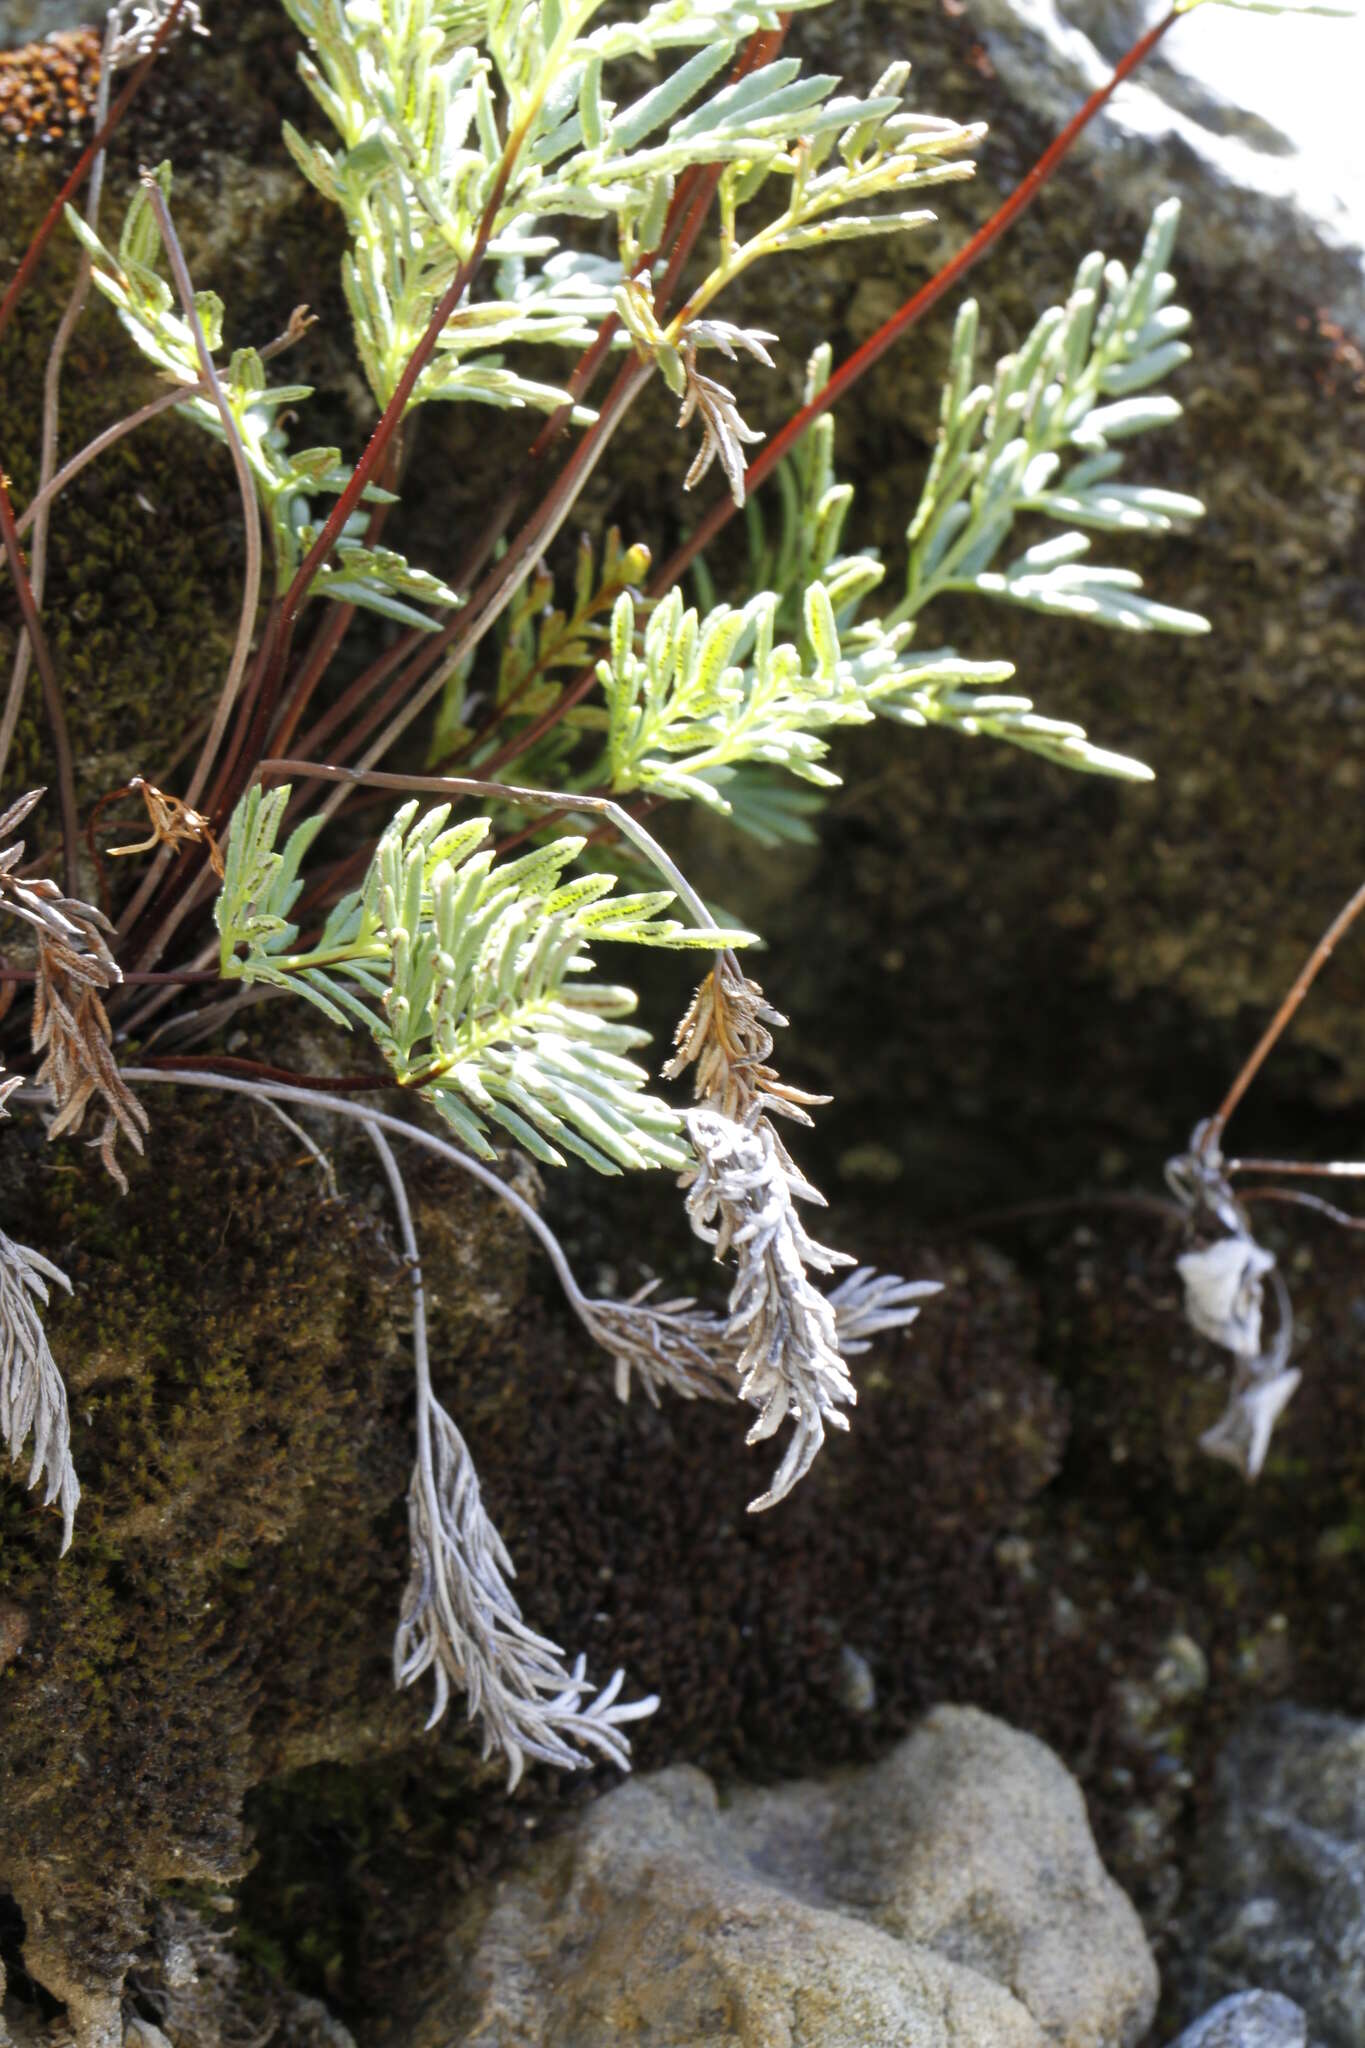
[430,1706,1156,2048]
[1165,1991,1308,2048]
[0,2,98,47]
[1181,1707,1365,2046]
[122,2023,172,2048]
[965,2,1365,330]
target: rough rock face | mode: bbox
[1165,1991,1309,2048]
[1176,1708,1365,2047]
[427,1707,1157,2048]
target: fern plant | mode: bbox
[0,0,1344,1788]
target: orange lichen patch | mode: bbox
[0,29,101,147]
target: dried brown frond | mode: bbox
[33,922,148,1192]
[0,790,149,1188]
[664,959,828,1131]
[108,776,224,878]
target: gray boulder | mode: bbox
[1166,1991,1309,2048]
[427,1706,1157,2048]
[1183,1708,1365,2047]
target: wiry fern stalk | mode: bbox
[0,789,147,1189]
[0,1230,78,1554]
[367,1118,658,1786]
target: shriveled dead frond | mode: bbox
[108,777,224,879]
[33,914,148,1193]
[0,787,148,1189]
[683,1105,856,1510]
[677,328,773,507]
[592,1267,941,1410]
[826,1265,942,1353]
[365,1117,655,1788]
[583,1281,736,1407]
[1167,1124,1299,1479]
[393,1395,656,1785]
[0,788,98,949]
[0,1229,78,1552]
[1199,1354,1301,1481]
[106,0,207,65]
[666,962,940,1502]
[664,960,828,1134]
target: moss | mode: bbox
[0,1090,534,1994]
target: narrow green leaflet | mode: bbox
[627,203,1209,808]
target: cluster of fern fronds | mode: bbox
[0,0,1324,1786]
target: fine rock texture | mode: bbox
[1179,1707,1365,2047]
[1165,1991,1308,2048]
[429,1706,1156,2048]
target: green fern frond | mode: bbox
[903,199,1210,634]
[217,789,744,1172]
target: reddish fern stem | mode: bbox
[278,159,522,636]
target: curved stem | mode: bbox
[114,180,265,953]
[1199,878,1365,1161]
[143,181,262,817]
[258,757,721,937]
[12,383,201,542]
[0,13,120,794]
[121,1065,592,1314]
[0,477,78,894]
[277,135,524,635]
[309,361,651,800]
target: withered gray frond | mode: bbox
[393,1395,655,1785]
[678,336,768,507]
[683,1105,856,1511]
[0,786,148,1189]
[106,0,207,64]
[0,1229,78,1553]
[583,1281,737,1407]
[1167,1124,1298,1480]
[826,1265,942,1354]
[367,1118,655,1788]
